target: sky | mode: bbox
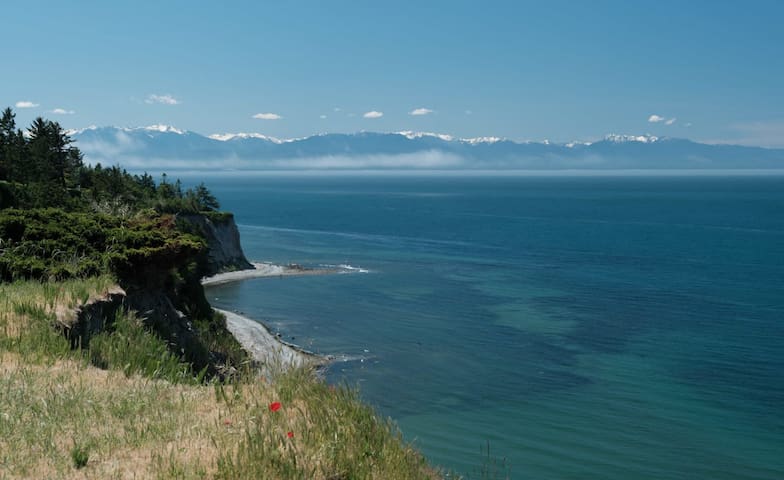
[2,0,783,146]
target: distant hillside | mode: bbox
[69,126,784,171]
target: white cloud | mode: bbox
[409,108,434,116]
[465,110,473,115]
[649,114,677,125]
[145,94,180,105]
[50,108,75,115]
[15,101,39,108]
[363,111,383,119]
[252,112,282,120]
[320,114,327,119]
[333,107,341,112]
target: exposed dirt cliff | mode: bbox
[179,213,253,276]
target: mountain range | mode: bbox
[68,125,784,171]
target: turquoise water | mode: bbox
[200,175,784,479]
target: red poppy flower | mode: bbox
[269,402,282,412]
[287,431,294,438]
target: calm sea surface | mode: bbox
[198,175,784,479]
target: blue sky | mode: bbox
[2,0,783,146]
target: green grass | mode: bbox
[0,276,196,384]
[0,277,442,479]
[88,309,198,383]
[216,367,435,479]
[70,444,89,469]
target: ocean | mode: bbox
[197,174,784,479]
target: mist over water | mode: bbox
[201,175,784,479]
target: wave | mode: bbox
[320,263,371,274]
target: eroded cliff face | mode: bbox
[179,213,252,276]
[57,286,222,376]
[56,212,254,379]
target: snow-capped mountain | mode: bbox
[208,132,284,143]
[603,134,659,144]
[68,126,784,171]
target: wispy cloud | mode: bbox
[252,112,282,120]
[363,111,383,119]
[50,108,75,115]
[145,94,180,105]
[409,107,433,116]
[79,150,464,171]
[721,121,784,148]
[320,114,327,119]
[649,114,676,125]
[15,101,39,108]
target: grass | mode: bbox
[70,444,89,469]
[0,277,441,479]
[88,309,200,383]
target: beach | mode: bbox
[203,262,336,370]
[217,308,325,370]
[202,262,337,286]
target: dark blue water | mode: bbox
[199,175,784,479]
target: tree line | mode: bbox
[0,107,219,213]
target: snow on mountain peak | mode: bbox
[142,124,185,134]
[396,131,505,145]
[604,134,659,143]
[65,125,98,136]
[208,132,283,143]
[461,136,503,145]
[397,131,455,142]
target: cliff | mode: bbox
[0,208,254,379]
[179,212,253,276]
[58,284,230,377]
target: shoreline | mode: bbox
[202,261,338,286]
[203,262,342,371]
[217,308,328,371]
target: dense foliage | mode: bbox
[0,207,204,281]
[0,106,223,283]
[0,107,247,377]
[0,107,219,213]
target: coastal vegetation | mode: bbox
[0,107,247,376]
[0,108,442,478]
[0,278,436,478]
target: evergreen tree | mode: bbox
[25,118,83,206]
[193,182,220,211]
[1,106,221,214]
[0,108,19,181]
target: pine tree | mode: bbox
[193,182,220,211]
[25,117,84,206]
[0,108,19,181]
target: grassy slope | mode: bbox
[0,278,438,479]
